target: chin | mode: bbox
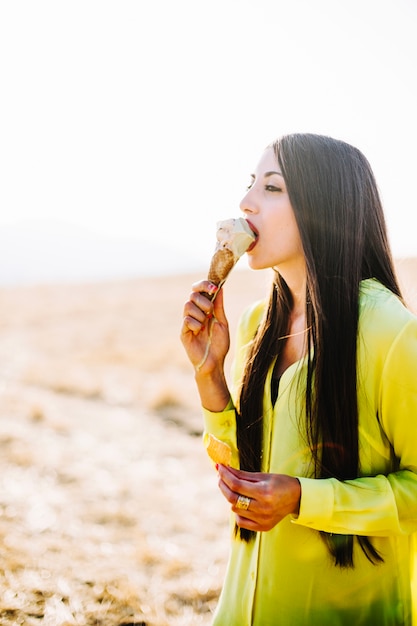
[247,257,260,270]
[249,260,271,272]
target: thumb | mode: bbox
[213,287,228,325]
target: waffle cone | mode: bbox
[207,248,236,286]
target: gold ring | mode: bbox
[236,495,251,510]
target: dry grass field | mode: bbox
[0,259,416,625]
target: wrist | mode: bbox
[195,369,230,413]
[194,364,225,382]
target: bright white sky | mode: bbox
[0,0,416,281]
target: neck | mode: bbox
[274,260,307,319]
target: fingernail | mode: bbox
[207,312,213,320]
[215,464,219,471]
[208,283,219,294]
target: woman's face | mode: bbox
[240,147,305,278]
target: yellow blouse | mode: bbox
[203,279,417,625]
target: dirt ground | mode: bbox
[0,260,415,625]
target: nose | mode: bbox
[239,187,257,215]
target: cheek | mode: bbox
[284,214,303,245]
[272,215,294,242]
[290,221,304,251]
[271,220,302,258]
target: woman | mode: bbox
[180,133,417,625]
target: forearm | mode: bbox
[195,367,231,412]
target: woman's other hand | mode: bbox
[217,465,301,532]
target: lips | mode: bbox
[245,220,259,251]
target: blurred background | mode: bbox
[0,0,416,286]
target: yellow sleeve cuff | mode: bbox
[292,477,334,528]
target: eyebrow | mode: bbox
[250,170,284,179]
[265,170,284,178]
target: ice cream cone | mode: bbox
[206,218,256,299]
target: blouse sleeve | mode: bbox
[293,318,417,537]
[202,403,239,468]
[201,299,266,470]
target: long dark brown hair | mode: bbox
[236,133,402,567]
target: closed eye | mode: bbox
[265,185,282,192]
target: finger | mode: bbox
[212,287,228,326]
[220,465,263,482]
[191,292,216,317]
[218,473,242,506]
[234,494,252,512]
[184,293,218,329]
[235,514,259,531]
[181,314,206,337]
[191,280,220,299]
[218,473,257,512]
[217,465,262,499]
